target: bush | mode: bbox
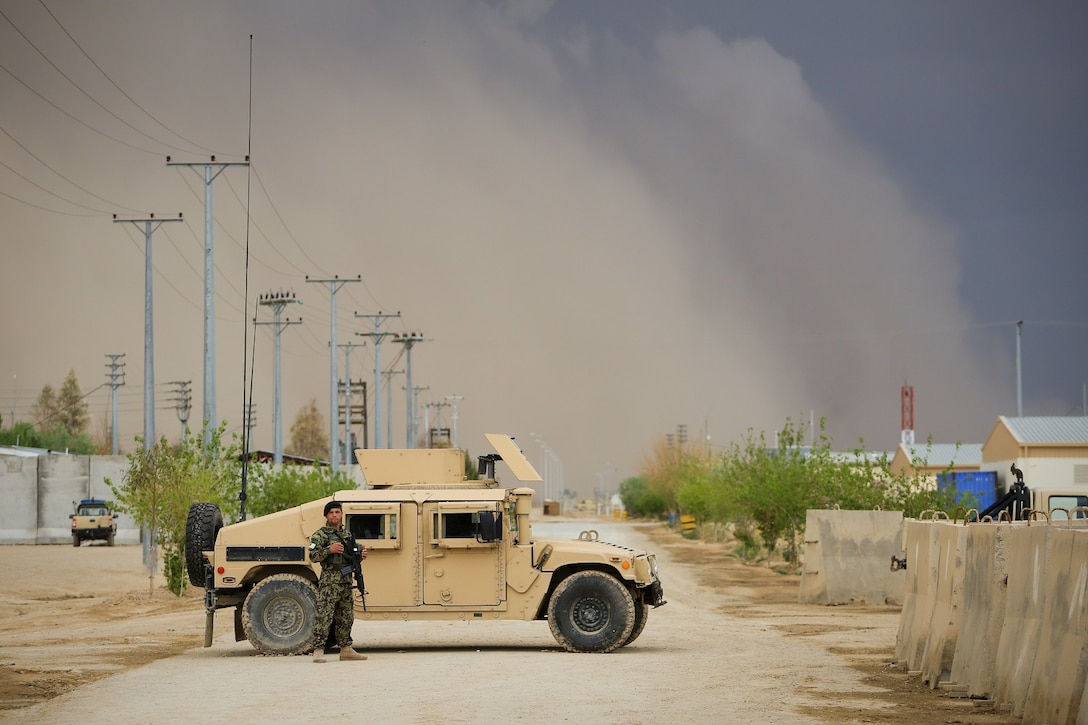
[640,417,960,563]
[245,464,357,517]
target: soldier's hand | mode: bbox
[360,547,368,560]
[329,542,344,554]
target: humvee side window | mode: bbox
[344,506,400,549]
[439,512,475,539]
[349,513,396,539]
[1047,495,1088,520]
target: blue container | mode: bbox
[937,471,999,510]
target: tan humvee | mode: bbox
[185,434,665,654]
[70,499,116,546]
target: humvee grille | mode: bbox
[225,546,306,562]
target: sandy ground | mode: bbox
[0,519,1018,724]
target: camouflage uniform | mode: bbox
[310,524,355,651]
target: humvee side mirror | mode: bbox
[473,510,503,543]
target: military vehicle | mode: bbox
[70,498,116,546]
[185,434,665,654]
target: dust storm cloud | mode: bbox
[0,1,1009,492]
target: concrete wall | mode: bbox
[0,454,363,544]
[799,509,905,605]
[0,454,138,544]
[896,517,1088,723]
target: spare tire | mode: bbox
[185,503,223,587]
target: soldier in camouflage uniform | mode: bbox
[310,501,368,662]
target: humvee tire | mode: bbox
[72,533,80,547]
[241,573,318,655]
[106,531,115,547]
[547,570,635,653]
[185,503,223,587]
[622,602,649,647]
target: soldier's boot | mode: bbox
[339,645,367,661]
[312,647,326,663]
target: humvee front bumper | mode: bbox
[645,580,666,607]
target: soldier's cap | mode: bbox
[323,501,342,516]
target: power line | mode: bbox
[0,122,137,212]
[0,59,162,155]
[0,6,199,154]
[36,0,213,155]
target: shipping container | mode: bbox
[937,470,999,511]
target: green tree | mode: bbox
[619,476,669,519]
[56,369,89,435]
[246,464,356,517]
[107,422,241,596]
[0,421,37,447]
[31,385,59,429]
[643,416,968,566]
[286,399,329,460]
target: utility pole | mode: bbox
[113,213,182,452]
[1016,320,1023,417]
[384,369,404,447]
[393,332,427,448]
[306,275,361,470]
[104,354,126,455]
[167,380,192,442]
[255,291,301,465]
[337,341,366,463]
[166,156,249,447]
[339,378,368,456]
[445,394,464,449]
[355,311,401,448]
[409,385,429,447]
[424,401,450,448]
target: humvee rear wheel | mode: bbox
[547,570,635,653]
[241,574,317,655]
[621,601,649,647]
[185,503,223,587]
[72,533,80,547]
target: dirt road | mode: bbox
[0,520,1016,724]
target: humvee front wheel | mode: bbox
[241,574,317,655]
[622,602,649,647]
[547,570,635,653]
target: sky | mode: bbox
[1,0,1085,497]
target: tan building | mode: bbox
[889,442,982,480]
[979,416,1088,491]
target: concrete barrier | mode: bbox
[798,509,905,605]
[0,455,39,542]
[1020,526,1087,724]
[895,517,941,671]
[948,523,1008,698]
[917,521,968,688]
[992,524,1051,716]
[897,518,1088,723]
